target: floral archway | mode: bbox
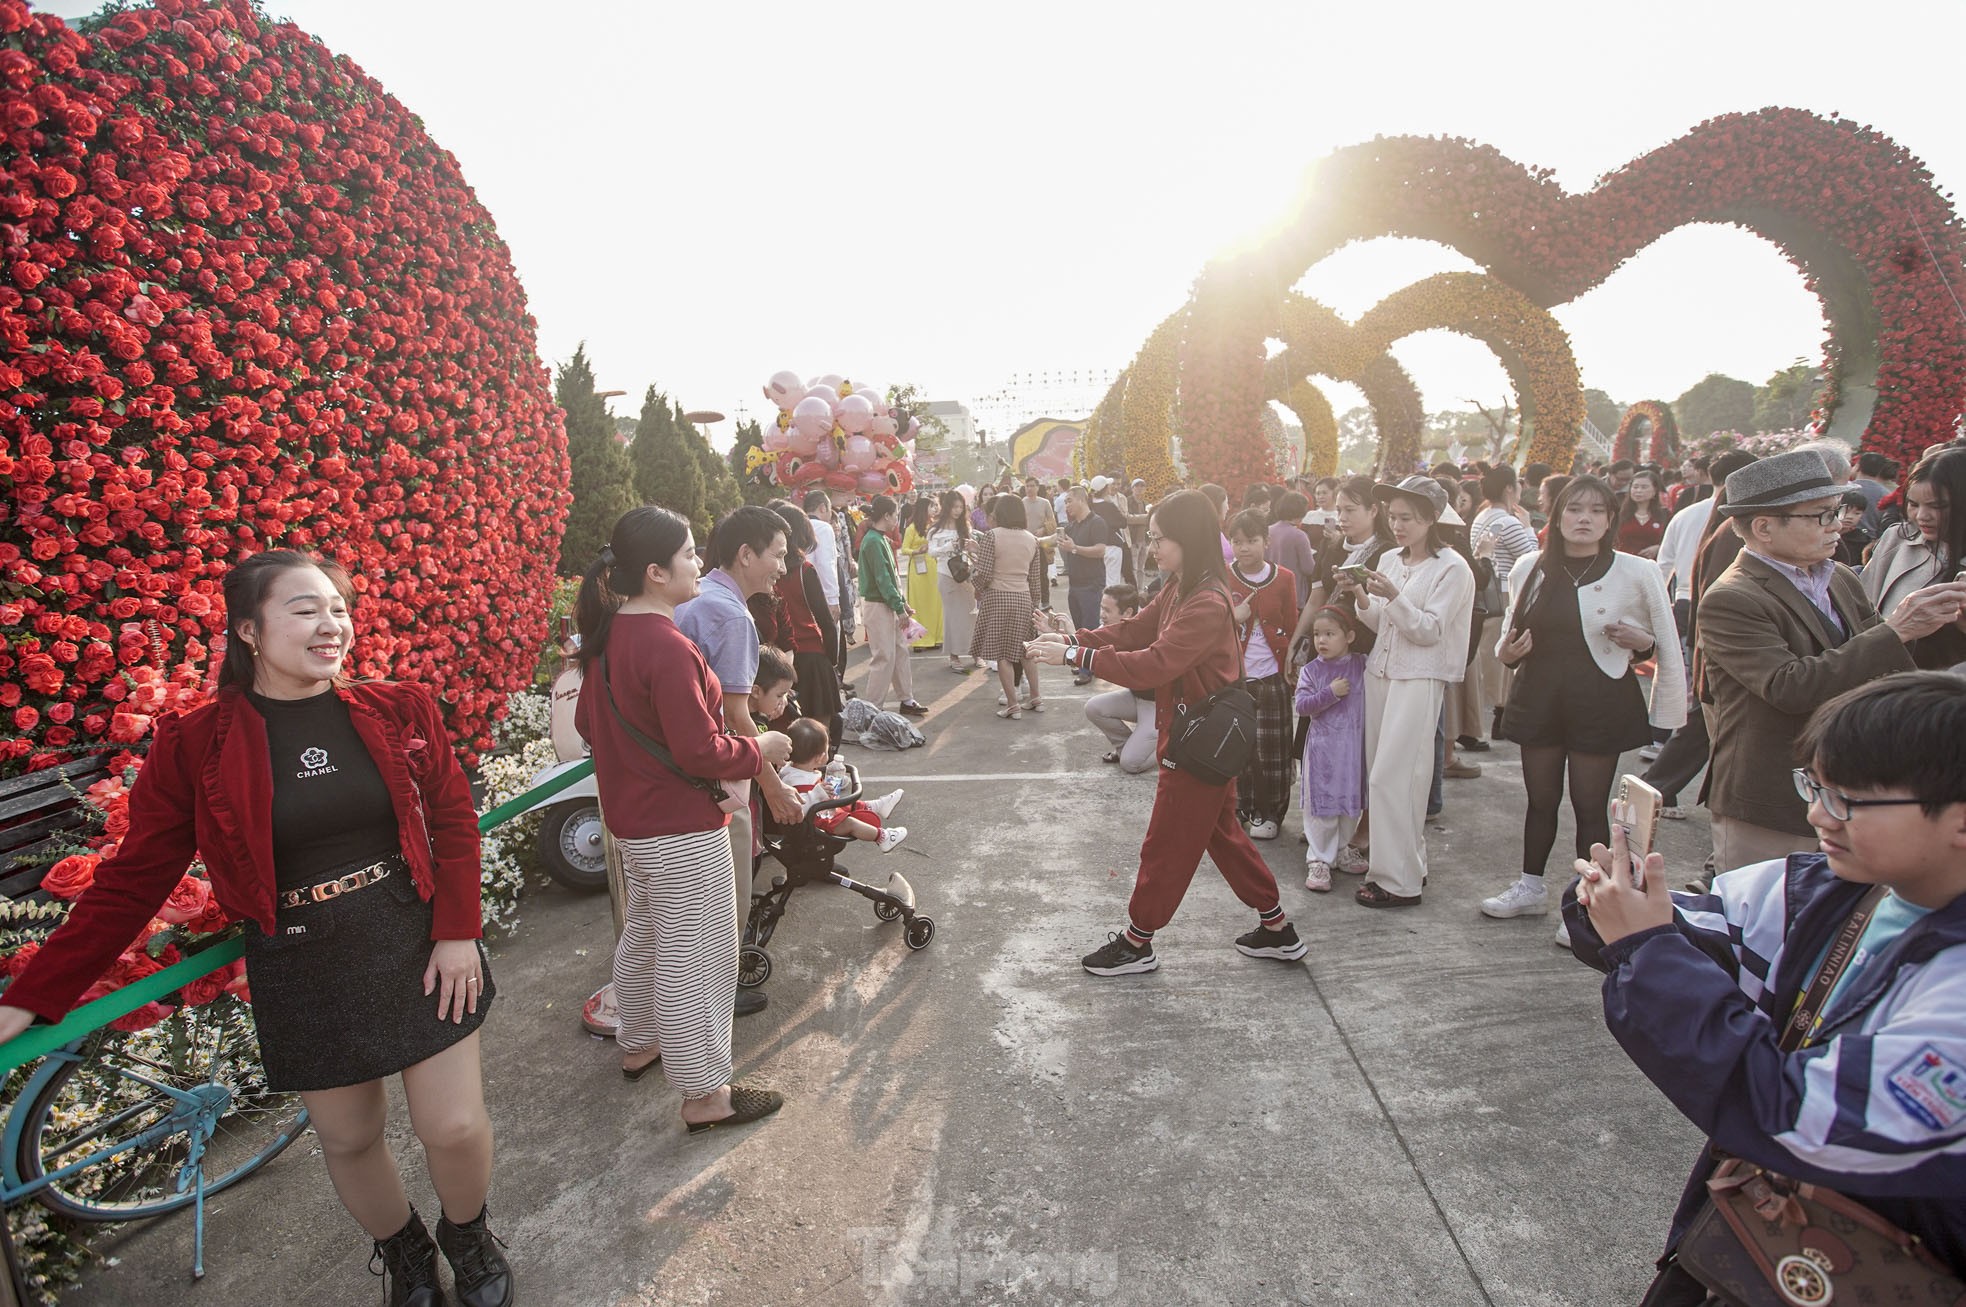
[1176,109,1966,488]
[0,0,568,770]
[1614,401,1681,465]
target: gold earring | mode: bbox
[248,644,259,657]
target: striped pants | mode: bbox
[613,828,740,1097]
[1235,672,1294,825]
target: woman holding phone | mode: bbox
[1480,476,1684,927]
[1024,491,1303,974]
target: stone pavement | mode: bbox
[65,649,1715,1306]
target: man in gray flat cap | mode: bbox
[1695,448,1966,872]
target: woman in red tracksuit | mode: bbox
[1026,490,1306,976]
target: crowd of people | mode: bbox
[1,432,1963,1304]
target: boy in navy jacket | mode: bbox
[1564,670,1966,1300]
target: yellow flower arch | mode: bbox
[1268,273,1584,471]
[1116,308,1186,497]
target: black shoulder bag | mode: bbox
[1163,584,1257,786]
[599,650,732,806]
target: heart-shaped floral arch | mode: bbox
[0,0,568,770]
[1174,109,1966,489]
[1615,401,1680,465]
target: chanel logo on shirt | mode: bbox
[296,746,339,780]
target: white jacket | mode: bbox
[1502,550,1687,730]
[1357,548,1475,683]
[1861,524,1945,622]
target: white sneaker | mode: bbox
[867,789,904,821]
[1248,819,1280,841]
[1480,878,1550,919]
[876,825,908,853]
[1637,744,1661,763]
[1660,804,1690,821]
[1305,860,1332,892]
[1554,918,1572,949]
[1334,845,1370,876]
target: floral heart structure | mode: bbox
[1119,108,1965,489]
[0,0,568,769]
[1268,274,1583,473]
[1614,400,1680,465]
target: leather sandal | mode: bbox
[686,1085,785,1135]
[621,1053,662,1082]
[1354,882,1422,909]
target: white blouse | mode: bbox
[1356,548,1475,683]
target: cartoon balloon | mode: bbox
[867,414,898,441]
[828,470,861,492]
[763,424,788,451]
[791,395,834,440]
[856,471,887,495]
[815,437,838,466]
[837,393,875,434]
[764,370,805,411]
[885,464,914,494]
[841,435,876,470]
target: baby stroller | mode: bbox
[741,761,936,988]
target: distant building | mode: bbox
[922,399,976,449]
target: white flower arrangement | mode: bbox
[475,731,559,934]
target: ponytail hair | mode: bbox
[574,506,692,670]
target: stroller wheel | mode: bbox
[874,900,901,922]
[738,945,772,988]
[904,917,936,951]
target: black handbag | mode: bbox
[1162,584,1255,786]
[946,549,971,585]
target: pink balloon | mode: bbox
[856,471,887,495]
[837,393,875,434]
[815,437,839,466]
[764,370,805,411]
[851,381,885,414]
[786,427,819,456]
[763,424,788,451]
[791,395,834,440]
[867,414,898,441]
[842,435,876,471]
[805,384,840,413]
[816,373,845,392]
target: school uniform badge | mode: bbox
[1884,1044,1966,1131]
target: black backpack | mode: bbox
[1162,585,1256,786]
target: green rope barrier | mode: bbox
[0,757,596,1076]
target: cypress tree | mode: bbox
[556,344,637,576]
[677,402,741,534]
[628,384,703,526]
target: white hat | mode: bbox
[1088,475,1112,493]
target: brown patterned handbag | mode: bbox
[1675,885,1965,1306]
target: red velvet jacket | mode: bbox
[4,681,483,1023]
[1072,582,1240,753]
[1227,563,1299,672]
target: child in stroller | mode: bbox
[740,725,938,988]
[779,719,909,852]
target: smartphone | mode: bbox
[1338,564,1373,584]
[1614,774,1663,890]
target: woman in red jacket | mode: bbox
[573,506,792,1133]
[0,549,512,1307]
[1026,490,1306,976]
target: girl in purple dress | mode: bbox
[1294,607,1368,891]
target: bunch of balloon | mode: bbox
[757,370,918,498]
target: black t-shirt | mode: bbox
[1062,511,1119,587]
[1091,499,1135,583]
[248,688,402,890]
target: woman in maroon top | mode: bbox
[1616,468,1669,558]
[767,501,843,741]
[573,507,791,1133]
[0,550,512,1307]
[1025,491,1307,976]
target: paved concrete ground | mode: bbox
[66,648,1715,1307]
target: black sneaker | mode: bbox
[896,701,928,718]
[1455,735,1491,752]
[1081,932,1158,976]
[1234,922,1308,961]
[735,989,767,1018]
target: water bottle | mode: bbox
[823,756,849,798]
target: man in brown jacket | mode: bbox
[1696,450,1966,871]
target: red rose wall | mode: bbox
[0,0,569,773]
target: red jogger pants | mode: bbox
[1126,765,1284,937]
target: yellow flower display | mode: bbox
[1117,309,1186,497]
[1283,378,1339,477]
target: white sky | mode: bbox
[39,1,1966,446]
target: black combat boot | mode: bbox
[370,1208,444,1307]
[435,1206,514,1307]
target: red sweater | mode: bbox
[772,564,827,655]
[1074,582,1240,752]
[1227,563,1298,672]
[4,681,483,1023]
[574,612,762,839]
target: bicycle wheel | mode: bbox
[17,996,310,1221]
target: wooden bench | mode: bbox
[0,754,115,902]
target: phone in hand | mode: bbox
[1338,564,1373,585]
[1613,774,1663,891]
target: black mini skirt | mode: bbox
[242,854,493,1092]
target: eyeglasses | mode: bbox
[1768,507,1842,528]
[1144,531,1165,545]
[1791,769,1928,822]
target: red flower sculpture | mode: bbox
[0,0,569,770]
[1182,109,1966,489]
[1614,401,1680,465]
